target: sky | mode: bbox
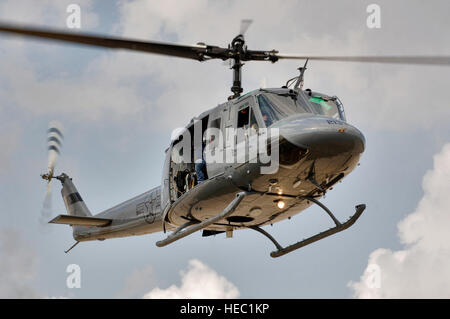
[0,0,450,298]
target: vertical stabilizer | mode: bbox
[58,173,92,217]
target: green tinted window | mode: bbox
[308,96,340,119]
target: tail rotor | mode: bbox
[40,121,64,224]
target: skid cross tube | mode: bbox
[251,203,366,258]
[304,196,341,227]
[156,191,247,247]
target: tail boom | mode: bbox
[49,173,164,242]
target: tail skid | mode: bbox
[64,241,79,254]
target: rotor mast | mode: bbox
[230,35,245,99]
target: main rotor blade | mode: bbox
[0,23,228,61]
[239,19,253,36]
[275,54,450,66]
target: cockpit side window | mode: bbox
[257,94,278,127]
[237,106,250,128]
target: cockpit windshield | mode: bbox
[257,93,307,127]
[256,90,345,127]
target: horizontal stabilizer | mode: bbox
[49,214,112,227]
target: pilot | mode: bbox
[261,112,272,127]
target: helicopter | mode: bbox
[1,21,449,257]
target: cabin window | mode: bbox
[171,135,184,163]
[209,118,221,130]
[207,117,221,144]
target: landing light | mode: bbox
[277,200,285,209]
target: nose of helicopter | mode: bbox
[277,115,365,157]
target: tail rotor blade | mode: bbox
[41,121,64,225]
[40,180,53,224]
[47,121,64,175]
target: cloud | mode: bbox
[117,265,156,298]
[0,124,20,175]
[0,229,40,298]
[0,229,69,299]
[143,259,239,299]
[349,143,450,298]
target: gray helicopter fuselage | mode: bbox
[69,88,365,242]
[0,21,439,252]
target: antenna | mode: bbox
[293,59,309,91]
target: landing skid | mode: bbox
[156,191,365,258]
[251,199,366,258]
[156,191,248,247]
